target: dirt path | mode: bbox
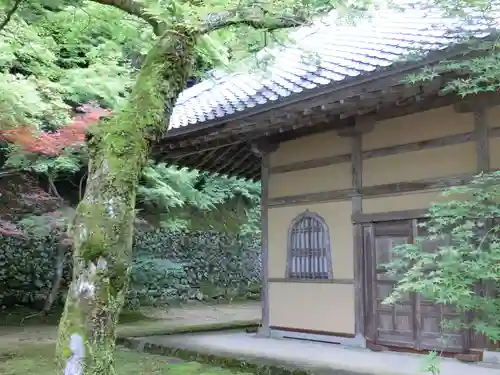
[0,302,260,346]
[141,301,260,323]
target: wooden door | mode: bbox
[364,219,468,352]
[366,220,416,348]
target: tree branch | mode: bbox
[0,0,23,33]
[48,175,63,201]
[91,0,165,35]
[199,8,310,34]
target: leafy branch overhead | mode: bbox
[198,8,310,33]
[0,0,22,32]
[92,0,312,37]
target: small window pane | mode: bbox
[287,212,332,280]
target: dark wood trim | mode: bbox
[202,144,237,170]
[362,131,475,159]
[453,90,500,113]
[166,138,244,159]
[269,130,488,175]
[268,277,354,284]
[352,209,429,224]
[361,173,473,196]
[251,140,279,157]
[268,172,478,207]
[474,109,489,172]
[364,224,377,341]
[337,114,376,137]
[269,154,350,174]
[351,134,362,199]
[270,326,355,338]
[268,188,354,207]
[0,169,19,178]
[260,154,270,336]
[161,88,500,180]
[349,128,365,338]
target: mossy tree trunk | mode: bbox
[55,28,195,375]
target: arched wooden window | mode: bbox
[286,211,333,280]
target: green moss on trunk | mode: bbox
[55,27,196,375]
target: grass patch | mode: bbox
[0,343,254,375]
[121,339,311,375]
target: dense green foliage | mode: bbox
[405,0,498,99]
[385,172,500,343]
[0,0,143,130]
[0,229,261,310]
[0,0,263,232]
[138,163,260,232]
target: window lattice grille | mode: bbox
[287,212,332,280]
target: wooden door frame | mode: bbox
[354,209,472,353]
[363,218,416,348]
[362,223,375,339]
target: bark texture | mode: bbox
[43,243,66,313]
[55,28,196,375]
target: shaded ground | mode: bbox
[0,302,260,346]
[0,173,61,236]
[0,343,255,375]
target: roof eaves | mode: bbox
[0,170,18,178]
[162,39,485,141]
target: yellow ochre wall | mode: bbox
[265,104,500,336]
[268,202,355,334]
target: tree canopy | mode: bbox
[0,0,265,234]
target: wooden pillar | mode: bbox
[251,141,278,337]
[260,152,270,336]
[339,116,375,346]
[473,108,492,351]
[351,132,365,341]
[474,109,489,172]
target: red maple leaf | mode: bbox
[0,104,111,156]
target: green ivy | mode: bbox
[0,235,71,309]
[129,229,261,308]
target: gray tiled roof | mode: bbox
[168,3,499,131]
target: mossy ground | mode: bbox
[0,343,254,375]
[0,304,260,375]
